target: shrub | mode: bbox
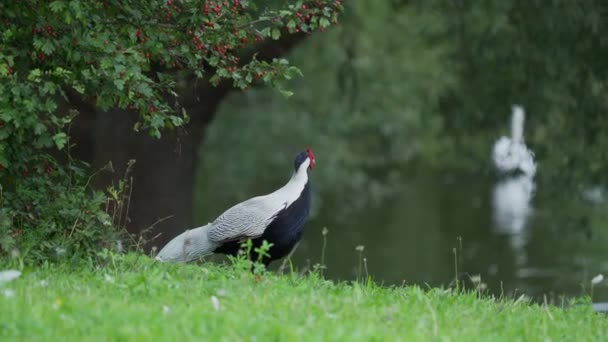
[0,1,343,263]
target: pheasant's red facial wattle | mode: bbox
[306,148,315,170]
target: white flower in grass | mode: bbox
[116,240,123,253]
[55,247,66,257]
[39,280,48,287]
[0,270,21,285]
[3,289,15,298]
[162,305,171,315]
[211,296,220,311]
[592,274,604,285]
[104,274,114,283]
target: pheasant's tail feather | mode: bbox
[155,224,218,262]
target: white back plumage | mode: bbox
[208,158,310,242]
[156,158,311,262]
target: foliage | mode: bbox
[0,254,606,340]
[0,156,116,262]
[197,0,608,222]
[0,0,344,262]
[196,1,454,220]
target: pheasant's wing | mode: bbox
[207,197,284,243]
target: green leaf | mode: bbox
[217,68,229,77]
[320,17,330,28]
[41,40,55,54]
[279,89,294,98]
[35,135,53,148]
[114,79,125,91]
[28,69,42,81]
[136,83,153,97]
[49,1,65,12]
[41,82,57,95]
[0,150,9,167]
[271,28,281,40]
[34,122,47,135]
[0,127,9,140]
[260,27,271,37]
[72,83,85,94]
[288,66,303,77]
[53,132,68,150]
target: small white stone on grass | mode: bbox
[211,295,220,311]
[104,274,114,283]
[0,270,21,285]
[55,247,67,257]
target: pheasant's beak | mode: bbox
[306,148,315,170]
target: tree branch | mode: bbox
[183,31,310,125]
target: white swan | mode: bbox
[492,105,536,177]
[492,105,536,265]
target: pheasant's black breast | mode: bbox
[215,181,311,265]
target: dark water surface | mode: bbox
[197,170,608,303]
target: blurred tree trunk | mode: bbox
[70,82,229,249]
[68,34,306,250]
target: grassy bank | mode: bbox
[0,254,606,341]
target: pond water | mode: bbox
[195,148,608,304]
[271,171,608,303]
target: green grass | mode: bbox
[1,253,606,341]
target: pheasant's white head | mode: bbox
[294,148,316,172]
